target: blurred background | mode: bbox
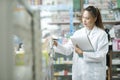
[0,0,120,80]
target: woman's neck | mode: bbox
[86,26,94,30]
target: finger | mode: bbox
[76,44,79,48]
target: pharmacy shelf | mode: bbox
[48,21,80,25]
[103,20,120,25]
[53,61,72,65]
[112,59,120,65]
[54,72,72,76]
[49,20,120,25]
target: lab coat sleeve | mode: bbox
[83,33,109,62]
[54,39,74,56]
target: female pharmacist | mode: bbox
[53,6,108,80]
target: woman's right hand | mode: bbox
[51,35,58,47]
[53,40,58,47]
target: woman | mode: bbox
[53,6,108,80]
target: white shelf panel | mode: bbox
[112,59,120,65]
[54,72,72,76]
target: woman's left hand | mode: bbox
[75,45,83,55]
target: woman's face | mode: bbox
[82,10,96,29]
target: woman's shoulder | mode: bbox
[97,27,107,36]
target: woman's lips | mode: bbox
[83,23,87,25]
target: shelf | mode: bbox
[111,8,120,10]
[37,5,72,11]
[112,59,120,65]
[48,20,80,25]
[48,20,120,25]
[49,20,120,25]
[103,20,120,25]
[54,72,72,76]
[53,61,72,65]
[112,76,120,79]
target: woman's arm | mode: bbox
[53,40,74,56]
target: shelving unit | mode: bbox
[103,20,120,80]
[108,47,120,80]
[48,21,74,80]
[103,20,120,25]
[39,4,75,80]
[104,16,120,80]
[48,21,80,25]
[53,53,73,80]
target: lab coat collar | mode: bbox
[91,26,98,34]
[85,26,98,36]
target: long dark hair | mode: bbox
[82,6,104,29]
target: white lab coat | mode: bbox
[54,26,109,80]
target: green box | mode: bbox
[73,0,81,11]
[117,0,120,8]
